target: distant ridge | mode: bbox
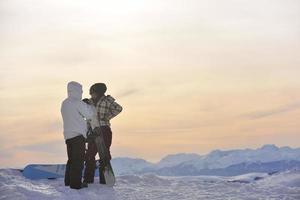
[112,144,300,176]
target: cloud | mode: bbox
[46,120,62,133]
[0,147,14,158]
[17,139,65,154]
[242,102,300,120]
[116,89,140,98]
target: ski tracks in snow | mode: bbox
[1,169,300,200]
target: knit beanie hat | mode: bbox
[89,83,107,95]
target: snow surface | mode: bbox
[1,169,300,200]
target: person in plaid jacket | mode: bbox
[83,83,122,184]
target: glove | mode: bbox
[82,98,91,104]
[92,127,103,137]
[86,129,98,142]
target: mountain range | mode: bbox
[111,144,300,176]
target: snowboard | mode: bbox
[23,163,66,180]
[94,132,116,187]
[22,161,100,180]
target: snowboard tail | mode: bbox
[23,164,66,180]
[22,161,101,180]
[94,131,116,186]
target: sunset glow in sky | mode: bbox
[1,0,300,167]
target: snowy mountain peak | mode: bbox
[260,144,279,151]
[209,149,222,154]
[280,146,293,151]
[111,157,154,175]
[207,149,227,157]
[157,153,202,168]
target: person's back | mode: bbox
[60,81,98,189]
[61,82,88,140]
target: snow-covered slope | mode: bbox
[111,157,154,175]
[1,168,299,200]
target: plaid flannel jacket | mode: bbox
[92,95,122,126]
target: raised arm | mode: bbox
[105,95,123,120]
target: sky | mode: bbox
[0,0,300,168]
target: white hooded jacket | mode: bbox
[61,81,99,140]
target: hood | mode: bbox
[67,81,83,100]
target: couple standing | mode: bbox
[61,81,122,189]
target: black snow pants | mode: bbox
[83,126,112,184]
[65,135,85,189]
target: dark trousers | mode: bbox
[65,135,85,189]
[84,126,112,183]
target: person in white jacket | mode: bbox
[61,81,99,189]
